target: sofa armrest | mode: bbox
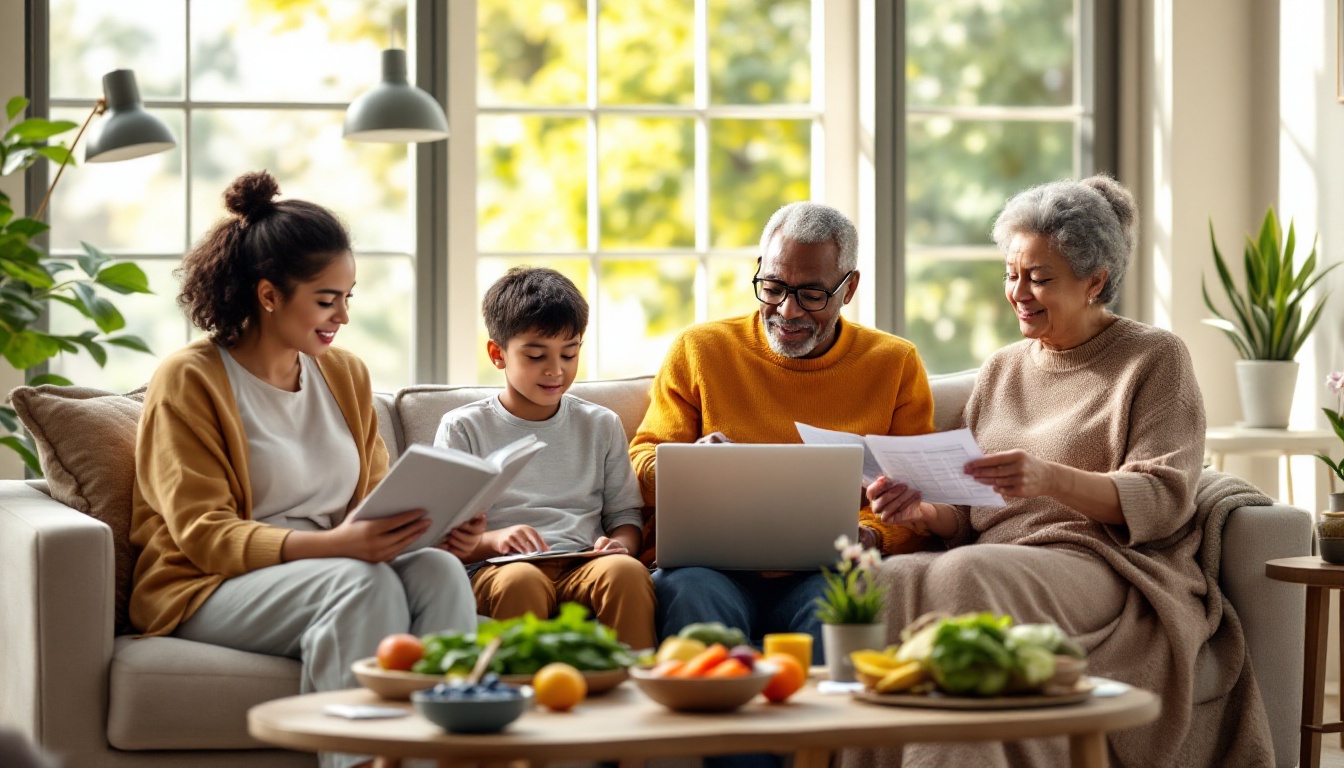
[0,480,114,761]
[1219,502,1311,768]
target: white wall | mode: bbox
[1282,0,1344,685]
[0,2,27,480]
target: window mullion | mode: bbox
[586,0,601,381]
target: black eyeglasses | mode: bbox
[752,270,854,312]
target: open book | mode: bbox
[347,435,547,552]
[485,546,622,566]
[796,423,1005,507]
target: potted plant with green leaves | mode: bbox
[0,95,155,473]
[813,535,887,683]
[1202,207,1336,429]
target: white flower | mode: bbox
[858,548,882,572]
[1327,371,1344,394]
[834,534,851,551]
[842,543,864,563]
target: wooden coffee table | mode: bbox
[249,678,1159,768]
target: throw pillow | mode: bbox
[10,385,143,634]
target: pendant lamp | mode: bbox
[343,49,449,143]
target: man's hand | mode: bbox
[695,431,732,444]
[866,477,958,539]
[486,524,550,555]
[438,513,487,559]
[964,449,1057,498]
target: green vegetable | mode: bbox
[1005,623,1085,659]
[413,603,637,676]
[677,621,746,648]
[1010,643,1056,690]
[926,613,1016,697]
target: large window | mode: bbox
[462,0,833,384]
[45,0,417,393]
[36,1,1104,392]
[901,0,1095,374]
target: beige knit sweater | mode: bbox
[947,315,1274,766]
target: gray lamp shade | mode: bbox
[84,69,177,163]
[343,49,449,143]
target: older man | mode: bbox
[629,202,935,657]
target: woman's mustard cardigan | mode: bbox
[128,338,390,637]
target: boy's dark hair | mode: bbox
[483,267,589,346]
[177,170,351,347]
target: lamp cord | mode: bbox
[33,98,107,222]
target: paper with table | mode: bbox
[795,423,1006,507]
[347,434,547,552]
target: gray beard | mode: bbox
[763,314,838,358]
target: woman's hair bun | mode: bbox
[1080,174,1136,232]
[223,171,280,221]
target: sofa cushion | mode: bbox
[10,385,143,634]
[929,369,978,432]
[394,376,654,455]
[108,636,302,750]
[373,391,399,460]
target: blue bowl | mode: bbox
[411,686,534,734]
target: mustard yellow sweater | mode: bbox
[129,339,389,637]
[629,311,935,555]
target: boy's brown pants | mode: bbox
[470,554,657,651]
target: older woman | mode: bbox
[859,176,1274,767]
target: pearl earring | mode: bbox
[265,306,273,313]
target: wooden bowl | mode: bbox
[628,662,777,712]
[352,658,628,701]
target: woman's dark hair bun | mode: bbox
[223,170,280,221]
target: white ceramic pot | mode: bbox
[821,623,887,683]
[1235,360,1299,429]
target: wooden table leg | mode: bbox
[1303,585,1330,768]
[1067,732,1107,768]
[793,748,834,768]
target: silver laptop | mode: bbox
[654,443,864,570]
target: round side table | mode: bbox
[1266,556,1344,768]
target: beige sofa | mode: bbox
[0,371,1312,767]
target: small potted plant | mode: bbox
[1315,373,1344,563]
[1202,208,1336,428]
[813,535,887,683]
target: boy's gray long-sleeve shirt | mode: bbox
[433,394,644,561]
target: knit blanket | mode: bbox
[843,469,1276,768]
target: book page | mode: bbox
[484,547,622,566]
[863,429,1007,507]
[347,444,498,552]
[795,422,884,485]
[466,435,547,517]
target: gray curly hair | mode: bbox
[760,202,858,273]
[990,175,1137,305]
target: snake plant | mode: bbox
[1201,207,1336,360]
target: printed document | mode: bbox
[795,423,1006,507]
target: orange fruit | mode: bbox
[760,653,806,703]
[533,662,587,711]
[376,634,424,671]
[706,658,751,678]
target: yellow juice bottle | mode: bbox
[763,633,813,672]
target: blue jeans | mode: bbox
[653,567,828,665]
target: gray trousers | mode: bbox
[176,549,476,767]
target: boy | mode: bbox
[434,267,655,650]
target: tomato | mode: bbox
[760,653,806,703]
[376,633,425,671]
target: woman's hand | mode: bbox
[866,476,958,539]
[486,524,550,555]
[328,509,431,563]
[964,450,1057,498]
[439,514,487,559]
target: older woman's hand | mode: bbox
[866,476,958,538]
[965,450,1057,498]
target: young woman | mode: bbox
[128,171,481,768]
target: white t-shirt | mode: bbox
[433,394,644,561]
[218,347,360,530]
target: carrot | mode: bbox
[706,658,750,678]
[651,659,685,677]
[674,643,729,677]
